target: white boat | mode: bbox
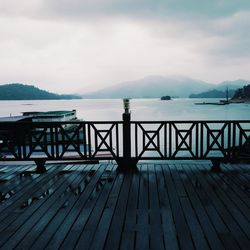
[22,110,78,123]
[0,110,86,159]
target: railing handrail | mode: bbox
[1,119,250,125]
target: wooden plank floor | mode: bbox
[0,162,249,250]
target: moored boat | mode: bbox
[22,110,78,122]
[0,110,84,158]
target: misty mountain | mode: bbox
[0,83,81,100]
[189,79,248,98]
[189,89,236,98]
[81,75,212,98]
[81,76,248,98]
[214,79,248,91]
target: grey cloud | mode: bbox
[31,0,250,20]
[203,11,250,58]
[1,1,250,23]
[1,1,250,21]
[0,0,250,92]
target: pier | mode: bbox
[0,102,250,249]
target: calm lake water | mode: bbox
[0,98,249,121]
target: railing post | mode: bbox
[116,99,138,172]
[210,158,222,172]
[123,112,131,160]
[34,159,47,173]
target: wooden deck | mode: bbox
[0,161,249,250]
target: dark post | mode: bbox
[210,158,222,172]
[34,159,47,173]
[123,102,131,160]
[117,99,138,172]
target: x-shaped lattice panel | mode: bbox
[26,128,52,158]
[138,123,164,158]
[235,123,250,147]
[55,124,85,159]
[203,123,229,157]
[90,124,117,158]
[171,123,196,158]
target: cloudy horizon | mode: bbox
[1,1,250,94]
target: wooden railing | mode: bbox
[0,114,250,172]
[0,121,122,160]
[131,120,250,159]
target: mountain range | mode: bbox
[81,76,248,98]
[0,77,248,100]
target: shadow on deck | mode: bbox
[0,162,249,249]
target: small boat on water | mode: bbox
[0,110,82,140]
[0,110,84,158]
[21,110,80,130]
[219,87,230,104]
[22,110,78,123]
[0,110,79,123]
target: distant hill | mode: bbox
[189,89,236,98]
[0,83,81,100]
[81,75,248,98]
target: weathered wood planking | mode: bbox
[0,162,249,250]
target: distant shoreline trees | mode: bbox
[232,84,250,100]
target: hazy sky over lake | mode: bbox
[0,0,250,94]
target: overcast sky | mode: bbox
[1,0,250,94]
